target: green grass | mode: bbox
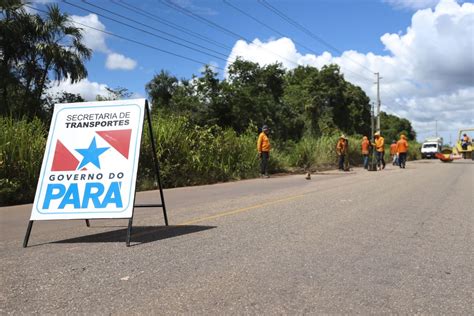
[0,115,423,206]
[0,117,47,206]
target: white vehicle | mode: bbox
[421,137,443,159]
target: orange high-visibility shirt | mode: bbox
[390,143,397,155]
[361,139,370,154]
[336,139,347,155]
[397,139,409,153]
[257,132,271,153]
[374,136,385,152]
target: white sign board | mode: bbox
[30,99,146,220]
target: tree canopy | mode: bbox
[379,111,417,141]
[1,2,416,143]
[0,0,91,119]
[146,60,376,140]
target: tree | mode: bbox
[143,60,412,142]
[0,1,91,118]
[96,87,132,101]
[226,58,292,138]
[380,111,417,141]
[43,91,85,120]
[283,64,370,137]
[342,83,371,136]
[146,70,178,111]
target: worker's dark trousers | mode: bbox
[398,152,407,168]
[376,151,385,169]
[260,152,269,175]
[338,154,345,170]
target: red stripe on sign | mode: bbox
[96,129,132,159]
[51,140,80,171]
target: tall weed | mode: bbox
[0,113,424,205]
[286,135,364,171]
[138,114,265,189]
[0,117,46,205]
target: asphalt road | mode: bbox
[1,159,472,314]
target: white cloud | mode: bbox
[105,53,137,70]
[48,78,109,101]
[70,14,138,71]
[225,0,474,141]
[70,14,110,54]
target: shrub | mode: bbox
[0,117,47,206]
[0,113,422,206]
[407,141,421,160]
[138,114,270,189]
[286,134,363,171]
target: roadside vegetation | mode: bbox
[0,2,419,206]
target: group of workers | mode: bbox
[256,124,410,178]
[336,131,409,171]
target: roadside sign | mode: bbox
[30,99,146,220]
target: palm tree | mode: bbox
[146,70,179,110]
[34,4,92,106]
[1,2,92,118]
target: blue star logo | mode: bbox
[76,137,109,170]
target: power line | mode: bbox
[161,0,242,40]
[73,0,228,60]
[160,0,300,68]
[111,0,232,51]
[222,0,373,83]
[222,0,313,53]
[81,0,229,58]
[24,4,226,71]
[258,0,414,112]
[258,0,376,75]
[62,0,229,62]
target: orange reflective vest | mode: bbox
[390,143,397,155]
[336,139,347,155]
[257,132,271,153]
[397,139,408,153]
[361,138,370,155]
[373,136,385,152]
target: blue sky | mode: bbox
[50,0,413,90]
[29,0,474,143]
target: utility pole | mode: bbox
[370,102,375,141]
[374,72,382,132]
[368,102,377,171]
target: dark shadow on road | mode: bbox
[52,225,216,246]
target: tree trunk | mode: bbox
[36,59,51,106]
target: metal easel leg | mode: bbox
[23,221,34,248]
[126,217,134,247]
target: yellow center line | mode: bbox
[178,193,306,226]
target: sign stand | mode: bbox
[23,100,168,248]
[124,100,168,246]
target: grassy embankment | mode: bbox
[0,116,421,206]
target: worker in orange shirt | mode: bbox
[336,135,347,171]
[372,131,385,170]
[361,136,370,169]
[390,140,398,166]
[257,125,271,178]
[397,134,409,168]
